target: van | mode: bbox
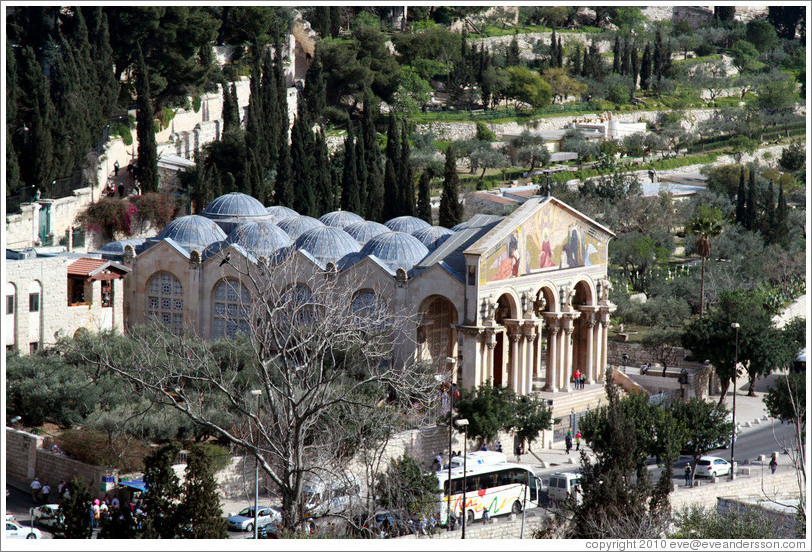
[546,472,582,502]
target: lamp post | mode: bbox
[250,389,262,538]
[445,357,456,532]
[455,418,469,539]
[729,323,739,480]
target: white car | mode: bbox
[30,504,62,529]
[226,506,281,532]
[694,456,732,478]
[6,519,42,539]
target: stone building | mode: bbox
[5,249,130,354]
[111,192,615,396]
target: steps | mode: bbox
[534,383,610,419]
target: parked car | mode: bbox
[226,506,282,532]
[30,504,63,529]
[546,472,582,502]
[6,520,42,539]
[372,511,411,538]
[694,456,732,478]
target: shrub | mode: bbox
[130,192,179,232]
[160,107,176,130]
[192,95,202,113]
[118,124,133,146]
[475,120,497,141]
[54,428,152,472]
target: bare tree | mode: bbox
[69,254,437,530]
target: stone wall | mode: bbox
[670,470,797,512]
[5,428,42,481]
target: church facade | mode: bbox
[108,192,615,396]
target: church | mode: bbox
[104,191,615,398]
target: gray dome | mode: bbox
[202,192,267,217]
[295,226,362,266]
[225,220,292,257]
[96,238,147,255]
[277,215,325,240]
[412,226,453,251]
[266,205,299,221]
[384,216,432,234]
[156,215,227,251]
[359,231,430,271]
[344,220,390,245]
[318,210,365,229]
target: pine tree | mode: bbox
[135,43,158,193]
[735,166,747,225]
[176,445,228,539]
[399,121,415,216]
[382,158,399,221]
[142,443,183,539]
[314,131,335,213]
[274,135,293,207]
[354,126,368,218]
[291,113,315,216]
[416,170,432,224]
[612,34,621,74]
[438,145,463,228]
[341,121,360,213]
[52,478,93,538]
[640,43,653,90]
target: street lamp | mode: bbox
[250,389,262,538]
[729,323,739,480]
[445,357,456,532]
[455,418,469,539]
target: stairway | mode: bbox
[533,382,611,420]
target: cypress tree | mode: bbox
[382,158,399,221]
[314,131,334,213]
[291,113,315,216]
[261,49,279,170]
[438,145,463,228]
[341,121,360,213]
[571,44,582,76]
[362,89,383,221]
[630,42,640,89]
[273,33,289,152]
[612,34,621,74]
[142,443,183,539]
[329,6,342,37]
[549,28,558,68]
[274,135,293,207]
[588,42,603,80]
[303,45,326,124]
[745,166,757,231]
[774,183,789,247]
[506,33,520,67]
[640,43,652,90]
[221,83,238,135]
[135,44,158,193]
[385,113,400,179]
[91,9,119,124]
[479,48,492,109]
[762,181,776,241]
[581,46,590,77]
[69,8,100,135]
[6,39,20,198]
[245,48,268,181]
[621,35,631,76]
[17,45,55,191]
[417,170,432,224]
[653,29,671,80]
[52,477,93,538]
[735,166,747,225]
[51,36,92,175]
[556,37,564,68]
[399,122,415,216]
[311,7,331,38]
[354,126,368,218]
[177,446,228,539]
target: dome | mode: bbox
[384,216,432,234]
[411,226,453,251]
[225,220,292,257]
[359,231,430,272]
[202,192,267,217]
[277,215,325,240]
[155,215,227,251]
[96,238,147,255]
[266,205,299,221]
[295,226,362,266]
[344,220,390,245]
[318,210,365,229]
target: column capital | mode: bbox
[484,329,497,349]
[508,332,522,343]
[522,322,537,341]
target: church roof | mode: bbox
[201,192,267,217]
[344,220,390,245]
[359,231,429,272]
[154,215,227,251]
[295,226,362,266]
[318,210,365,229]
[277,215,325,240]
[411,225,453,251]
[265,205,299,221]
[384,216,432,234]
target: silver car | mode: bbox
[226,506,281,532]
[694,456,732,478]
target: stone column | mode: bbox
[486,330,496,384]
[561,316,574,392]
[584,313,596,384]
[478,332,487,387]
[523,323,536,396]
[509,330,521,392]
[544,318,559,392]
[598,309,612,381]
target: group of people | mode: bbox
[571,370,586,389]
[564,431,582,455]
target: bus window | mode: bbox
[512,469,527,485]
[444,479,463,495]
[479,473,497,490]
[497,469,512,487]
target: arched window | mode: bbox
[146,272,184,333]
[212,279,251,338]
[351,289,377,316]
[419,296,457,370]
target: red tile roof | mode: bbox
[67,258,107,276]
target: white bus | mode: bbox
[436,452,542,525]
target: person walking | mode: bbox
[769,456,778,475]
[565,432,573,455]
[41,482,51,504]
[30,477,42,503]
[575,431,582,451]
[579,372,586,389]
[684,464,692,487]
[114,160,120,176]
[572,370,581,389]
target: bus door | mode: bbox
[529,475,539,504]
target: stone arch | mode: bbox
[145,271,184,334]
[211,278,251,338]
[572,277,597,384]
[417,295,458,375]
[491,292,520,388]
[533,282,559,315]
[572,278,596,308]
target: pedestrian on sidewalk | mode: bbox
[769,456,778,475]
[515,442,523,463]
[565,432,573,455]
[41,482,51,504]
[114,160,120,176]
[572,370,581,389]
[579,372,586,389]
[30,477,42,503]
[684,464,692,487]
[575,432,581,451]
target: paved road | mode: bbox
[5,487,55,539]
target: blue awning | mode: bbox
[118,479,147,493]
